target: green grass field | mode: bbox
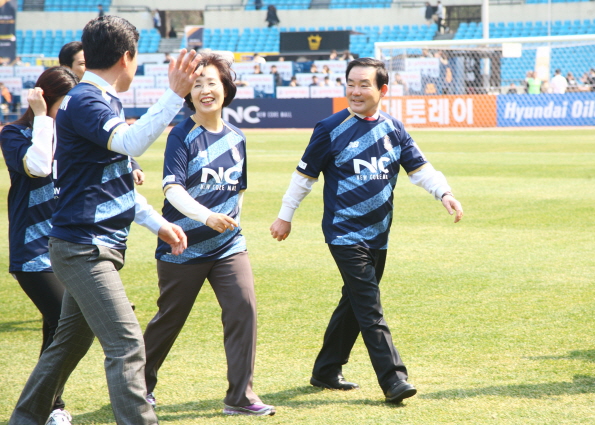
[1,128,594,424]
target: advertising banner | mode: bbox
[497,93,595,127]
[118,90,136,107]
[130,76,155,89]
[236,87,255,99]
[2,76,22,94]
[241,74,275,96]
[276,86,310,99]
[223,98,332,128]
[0,66,13,79]
[144,64,170,76]
[258,61,294,81]
[310,85,344,98]
[334,95,497,128]
[135,88,166,107]
[14,66,44,88]
[313,60,347,75]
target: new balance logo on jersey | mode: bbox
[201,166,242,184]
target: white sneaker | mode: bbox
[46,409,72,425]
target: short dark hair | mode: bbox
[345,57,389,89]
[184,53,237,111]
[82,15,139,70]
[58,41,83,68]
[12,67,79,128]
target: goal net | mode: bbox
[374,34,595,128]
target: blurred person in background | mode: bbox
[1,66,79,425]
[265,5,280,27]
[549,69,567,94]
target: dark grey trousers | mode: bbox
[9,238,158,425]
[144,251,260,407]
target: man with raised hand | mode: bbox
[9,16,201,425]
[270,57,463,404]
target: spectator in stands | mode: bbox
[322,65,331,74]
[310,64,319,73]
[526,71,542,94]
[59,42,86,80]
[422,48,433,58]
[97,4,104,17]
[1,66,79,425]
[329,49,338,60]
[163,53,173,64]
[153,9,162,34]
[253,52,266,64]
[10,56,24,66]
[566,72,579,92]
[335,77,344,86]
[270,65,283,86]
[266,5,280,28]
[550,69,568,94]
[436,1,445,33]
[253,64,263,74]
[168,25,177,38]
[1,82,12,110]
[278,56,286,62]
[323,75,331,86]
[425,2,437,26]
[340,50,354,61]
[394,72,408,95]
[310,75,321,87]
[585,68,595,91]
[289,76,299,86]
[255,0,263,10]
[507,83,518,94]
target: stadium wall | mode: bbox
[16,11,153,31]
[203,4,595,30]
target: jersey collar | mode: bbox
[80,71,119,99]
[348,107,380,121]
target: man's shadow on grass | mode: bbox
[0,319,39,333]
[526,349,595,363]
[73,385,405,423]
[421,375,595,400]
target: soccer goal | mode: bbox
[374,34,595,127]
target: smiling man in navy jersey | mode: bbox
[270,57,463,404]
[9,16,201,425]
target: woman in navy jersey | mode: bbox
[0,66,78,424]
[143,54,275,416]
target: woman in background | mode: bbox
[0,66,79,425]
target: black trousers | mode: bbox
[312,245,408,392]
[13,271,66,410]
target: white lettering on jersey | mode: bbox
[201,166,242,184]
[103,117,123,132]
[353,157,390,174]
[348,141,359,149]
[298,160,307,170]
[59,96,71,110]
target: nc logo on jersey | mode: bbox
[201,166,242,184]
[353,157,390,174]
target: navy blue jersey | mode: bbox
[50,81,134,249]
[297,108,427,249]
[1,124,55,272]
[156,117,247,264]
